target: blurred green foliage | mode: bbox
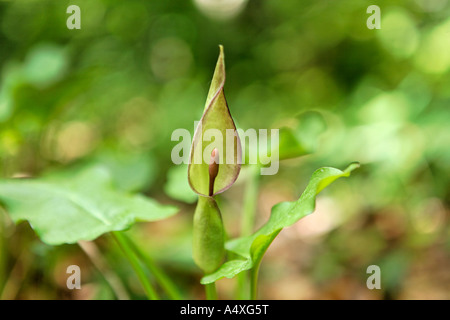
[0,0,449,299]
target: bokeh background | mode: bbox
[0,0,449,299]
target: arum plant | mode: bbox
[188,45,241,299]
[188,46,359,300]
[0,44,360,301]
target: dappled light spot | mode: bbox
[56,121,98,162]
[377,8,419,59]
[23,44,69,88]
[411,198,446,234]
[414,19,450,74]
[194,0,248,20]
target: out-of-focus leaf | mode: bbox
[90,150,156,192]
[0,166,178,245]
[276,127,309,160]
[278,111,327,161]
[241,111,327,165]
[240,126,307,166]
[201,163,359,284]
[164,164,197,203]
[188,45,241,196]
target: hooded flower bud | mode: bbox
[189,46,240,274]
[188,45,241,197]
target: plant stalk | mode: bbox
[205,282,218,300]
[122,234,182,300]
[78,240,130,300]
[241,165,260,237]
[250,263,259,300]
[237,165,260,299]
[112,231,159,300]
[250,230,280,300]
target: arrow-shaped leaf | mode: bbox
[201,162,359,284]
[0,166,178,245]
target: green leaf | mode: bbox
[89,149,157,192]
[0,166,178,245]
[242,111,327,165]
[277,111,327,161]
[276,127,310,160]
[201,259,252,284]
[200,162,359,284]
[164,164,197,204]
[188,45,241,196]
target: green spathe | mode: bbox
[192,195,225,274]
[188,45,241,197]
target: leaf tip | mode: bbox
[218,44,224,55]
[344,162,361,174]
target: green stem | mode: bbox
[236,271,248,300]
[121,234,182,300]
[250,230,280,300]
[241,165,260,237]
[112,231,159,300]
[250,261,261,300]
[205,282,218,300]
[237,165,260,299]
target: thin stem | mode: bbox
[250,230,280,300]
[250,261,261,300]
[112,231,159,300]
[0,249,29,300]
[205,282,218,300]
[78,240,130,300]
[122,234,182,300]
[237,165,260,299]
[236,271,248,300]
[241,165,260,236]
